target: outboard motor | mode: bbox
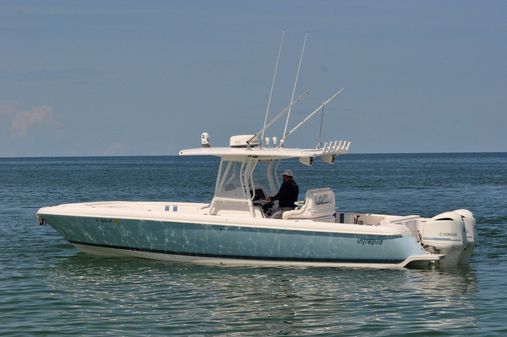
[420,211,467,267]
[454,209,477,263]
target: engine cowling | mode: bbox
[420,211,467,267]
[453,209,477,263]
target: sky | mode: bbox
[0,0,506,157]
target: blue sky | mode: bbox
[1,1,506,156]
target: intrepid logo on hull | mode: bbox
[357,238,384,246]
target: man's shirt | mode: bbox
[272,179,299,209]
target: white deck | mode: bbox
[38,201,415,237]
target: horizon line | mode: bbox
[1,150,506,160]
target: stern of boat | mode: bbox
[418,209,476,268]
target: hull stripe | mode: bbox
[69,240,405,264]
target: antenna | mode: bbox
[261,31,285,144]
[282,32,308,145]
[281,88,344,143]
[317,104,324,148]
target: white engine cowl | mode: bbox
[420,211,468,267]
[454,209,477,263]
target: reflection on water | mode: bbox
[38,254,480,336]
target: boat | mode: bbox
[36,34,476,269]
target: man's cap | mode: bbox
[282,169,294,177]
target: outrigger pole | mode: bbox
[282,32,308,146]
[261,31,285,143]
[249,90,310,146]
[280,88,344,144]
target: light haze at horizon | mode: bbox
[0,1,506,157]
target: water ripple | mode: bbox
[1,154,507,336]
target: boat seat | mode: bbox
[282,188,336,221]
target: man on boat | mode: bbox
[267,169,299,218]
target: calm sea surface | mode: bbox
[1,153,506,336]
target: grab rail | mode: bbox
[389,215,420,224]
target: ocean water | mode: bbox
[1,153,506,336]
